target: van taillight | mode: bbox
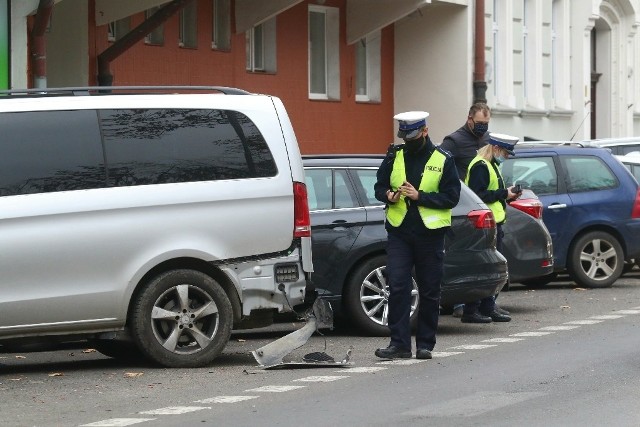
[510,198,543,219]
[468,209,496,229]
[632,188,640,219]
[293,182,311,237]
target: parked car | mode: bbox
[501,144,640,288]
[616,153,640,182]
[583,136,640,156]
[0,86,314,368]
[302,155,552,335]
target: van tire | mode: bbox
[567,231,624,288]
[130,269,233,368]
[344,255,418,336]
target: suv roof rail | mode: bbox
[518,140,586,147]
[0,86,253,97]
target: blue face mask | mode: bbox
[471,121,489,137]
[494,155,506,164]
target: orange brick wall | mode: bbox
[91,0,394,155]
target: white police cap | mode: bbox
[394,111,429,140]
[488,132,519,155]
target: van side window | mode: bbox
[100,109,277,186]
[0,110,105,196]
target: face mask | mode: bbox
[494,154,505,164]
[471,121,489,137]
[404,136,425,153]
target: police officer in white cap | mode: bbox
[462,132,521,323]
[373,111,461,360]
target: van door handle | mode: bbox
[547,203,567,210]
[330,220,348,230]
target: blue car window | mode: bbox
[562,155,617,192]
[502,156,557,195]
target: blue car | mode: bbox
[501,143,640,288]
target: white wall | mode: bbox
[47,0,89,87]
[394,3,472,145]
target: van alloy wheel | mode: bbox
[131,269,233,368]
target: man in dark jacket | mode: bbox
[440,103,491,180]
[373,111,461,360]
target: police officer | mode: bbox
[461,132,520,323]
[374,111,461,360]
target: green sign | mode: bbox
[0,0,8,89]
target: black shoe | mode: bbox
[416,349,432,360]
[374,345,412,359]
[494,305,510,315]
[483,310,512,322]
[461,312,492,323]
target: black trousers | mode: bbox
[385,231,445,351]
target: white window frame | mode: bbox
[355,31,381,103]
[308,5,340,100]
[491,0,516,108]
[523,0,544,109]
[212,0,231,50]
[179,1,198,48]
[245,18,276,73]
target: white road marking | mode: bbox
[510,331,554,337]
[432,351,465,357]
[564,319,604,325]
[80,419,155,427]
[293,375,349,382]
[194,396,258,404]
[139,406,210,415]
[613,309,640,314]
[376,359,425,365]
[590,314,625,320]
[449,344,498,350]
[335,366,387,373]
[539,325,580,331]
[482,337,525,343]
[245,385,306,392]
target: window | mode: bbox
[309,5,340,100]
[355,32,381,103]
[501,157,557,195]
[212,0,231,50]
[304,169,356,210]
[145,7,164,46]
[100,109,277,187]
[0,111,105,196]
[561,156,617,193]
[351,168,380,205]
[179,1,198,48]
[108,17,130,42]
[550,0,570,109]
[245,18,276,72]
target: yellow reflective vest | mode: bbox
[386,149,452,229]
[466,156,506,223]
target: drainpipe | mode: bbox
[31,0,55,89]
[472,0,487,103]
[97,0,195,87]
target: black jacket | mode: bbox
[440,124,489,180]
[374,137,461,237]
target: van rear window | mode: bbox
[100,109,277,186]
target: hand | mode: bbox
[398,181,419,201]
[387,189,401,202]
[507,185,520,200]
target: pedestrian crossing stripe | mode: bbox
[194,396,258,404]
[245,385,306,392]
[449,344,498,350]
[509,331,554,337]
[80,419,155,427]
[482,337,525,343]
[139,407,210,415]
[613,309,640,314]
[564,319,604,325]
[293,376,349,382]
[589,315,625,320]
[539,325,580,331]
[432,351,465,357]
[376,359,425,365]
[335,367,387,373]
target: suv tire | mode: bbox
[344,255,418,336]
[567,231,624,288]
[130,269,233,368]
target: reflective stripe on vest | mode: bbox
[465,156,506,223]
[386,150,452,229]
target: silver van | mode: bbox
[0,87,313,367]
